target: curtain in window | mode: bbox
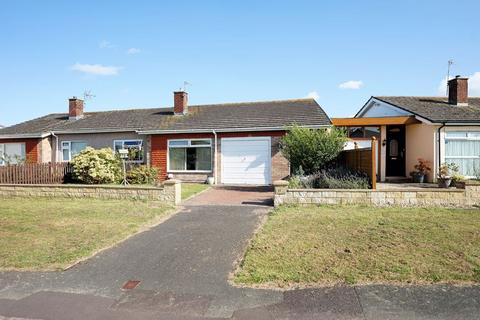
[3,143,26,164]
[445,139,480,176]
[169,148,186,170]
[196,147,212,171]
[71,142,87,158]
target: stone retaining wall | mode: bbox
[273,180,480,208]
[0,179,181,205]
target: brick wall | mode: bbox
[150,131,289,184]
[0,138,40,163]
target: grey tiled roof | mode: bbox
[0,98,330,136]
[375,96,480,123]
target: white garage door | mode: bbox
[221,137,271,185]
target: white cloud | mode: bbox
[305,91,320,100]
[339,80,363,90]
[70,63,122,76]
[99,40,115,49]
[126,47,141,55]
[437,72,480,96]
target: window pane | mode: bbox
[63,148,70,161]
[186,148,196,170]
[169,140,188,147]
[4,143,26,164]
[0,144,4,165]
[124,140,141,147]
[196,147,212,170]
[364,127,380,138]
[446,131,467,138]
[169,148,186,170]
[348,127,364,138]
[445,140,480,157]
[445,157,480,177]
[71,142,87,158]
[114,141,123,152]
[191,140,211,146]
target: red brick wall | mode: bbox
[0,138,40,163]
[150,131,289,183]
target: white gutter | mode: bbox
[0,133,51,139]
[137,125,330,135]
[51,128,140,134]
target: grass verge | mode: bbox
[182,183,210,201]
[0,198,173,271]
[234,205,480,287]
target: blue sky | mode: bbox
[1,0,479,126]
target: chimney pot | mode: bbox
[69,97,84,120]
[174,91,188,115]
[448,76,468,106]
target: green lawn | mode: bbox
[0,198,173,271]
[235,205,480,287]
[182,183,209,200]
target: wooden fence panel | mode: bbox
[338,137,377,189]
[0,163,72,184]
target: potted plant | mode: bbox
[437,163,458,188]
[410,158,431,183]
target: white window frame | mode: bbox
[167,138,213,173]
[61,141,87,162]
[0,142,26,166]
[113,139,144,163]
[444,130,480,178]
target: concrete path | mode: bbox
[1,187,479,319]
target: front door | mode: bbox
[386,126,406,176]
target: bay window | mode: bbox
[168,139,212,172]
[114,140,144,162]
[0,143,26,165]
[445,131,480,176]
[61,141,87,161]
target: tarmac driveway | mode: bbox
[0,187,479,319]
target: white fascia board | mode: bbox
[137,125,330,135]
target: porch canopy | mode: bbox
[331,116,420,127]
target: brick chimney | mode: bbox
[69,97,84,120]
[174,91,188,115]
[448,75,469,106]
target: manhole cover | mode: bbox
[122,280,141,290]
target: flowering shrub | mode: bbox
[71,147,121,184]
[126,165,158,184]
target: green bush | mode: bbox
[71,147,121,184]
[126,165,159,185]
[280,125,347,175]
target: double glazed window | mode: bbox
[168,139,212,172]
[0,143,26,165]
[445,131,480,176]
[343,126,380,139]
[61,141,87,161]
[114,140,144,162]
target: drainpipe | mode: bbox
[50,131,58,163]
[212,130,218,185]
[437,123,446,179]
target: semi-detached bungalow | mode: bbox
[0,92,331,185]
[333,76,480,182]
